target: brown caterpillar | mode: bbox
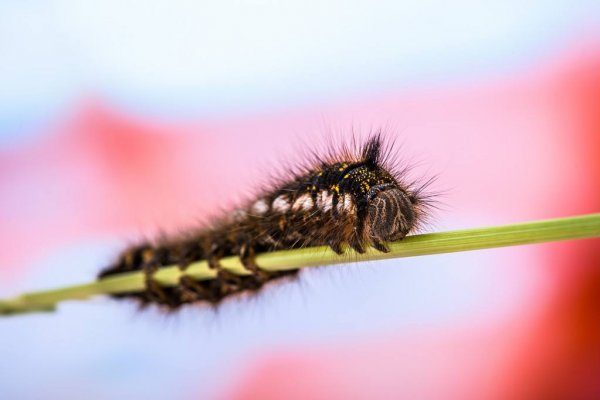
[98,133,434,310]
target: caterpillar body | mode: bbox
[98,134,433,310]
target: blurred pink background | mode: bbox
[1,2,599,399]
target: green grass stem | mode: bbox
[1,213,599,316]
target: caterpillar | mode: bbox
[98,133,434,310]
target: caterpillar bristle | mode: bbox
[98,132,435,310]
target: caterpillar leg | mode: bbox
[205,246,248,298]
[371,239,389,253]
[240,242,275,285]
[239,242,261,272]
[238,242,298,291]
[348,237,366,254]
[143,264,177,307]
[328,239,345,255]
[174,242,213,303]
[177,275,219,303]
[141,248,179,307]
[349,206,369,254]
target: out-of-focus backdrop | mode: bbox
[1,2,599,399]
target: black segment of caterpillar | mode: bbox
[98,133,434,310]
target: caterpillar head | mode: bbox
[365,185,416,242]
[345,134,415,243]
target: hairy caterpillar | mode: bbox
[98,134,434,310]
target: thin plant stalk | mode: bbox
[1,213,599,316]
